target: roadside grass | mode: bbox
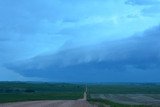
[88,98,151,107]
[0,92,83,103]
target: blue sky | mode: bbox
[0,0,160,82]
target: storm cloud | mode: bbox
[5,25,160,82]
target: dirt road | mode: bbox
[0,100,97,107]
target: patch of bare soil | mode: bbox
[91,94,160,106]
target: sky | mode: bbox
[0,0,160,82]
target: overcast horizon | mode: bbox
[1,0,160,82]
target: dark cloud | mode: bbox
[5,25,160,82]
[1,0,160,82]
[125,0,160,5]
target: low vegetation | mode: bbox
[0,82,84,103]
[0,93,83,103]
[0,82,84,93]
[87,83,160,107]
[88,83,160,94]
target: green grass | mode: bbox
[88,99,151,107]
[0,92,83,103]
[0,82,84,103]
[88,83,160,94]
[0,82,84,93]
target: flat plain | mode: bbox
[0,82,160,107]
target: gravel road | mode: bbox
[0,100,97,107]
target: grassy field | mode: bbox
[0,93,83,103]
[87,83,160,94]
[0,82,160,107]
[87,83,160,107]
[0,82,84,93]
[0,82,84,103]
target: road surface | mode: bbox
[0,100,97,107]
